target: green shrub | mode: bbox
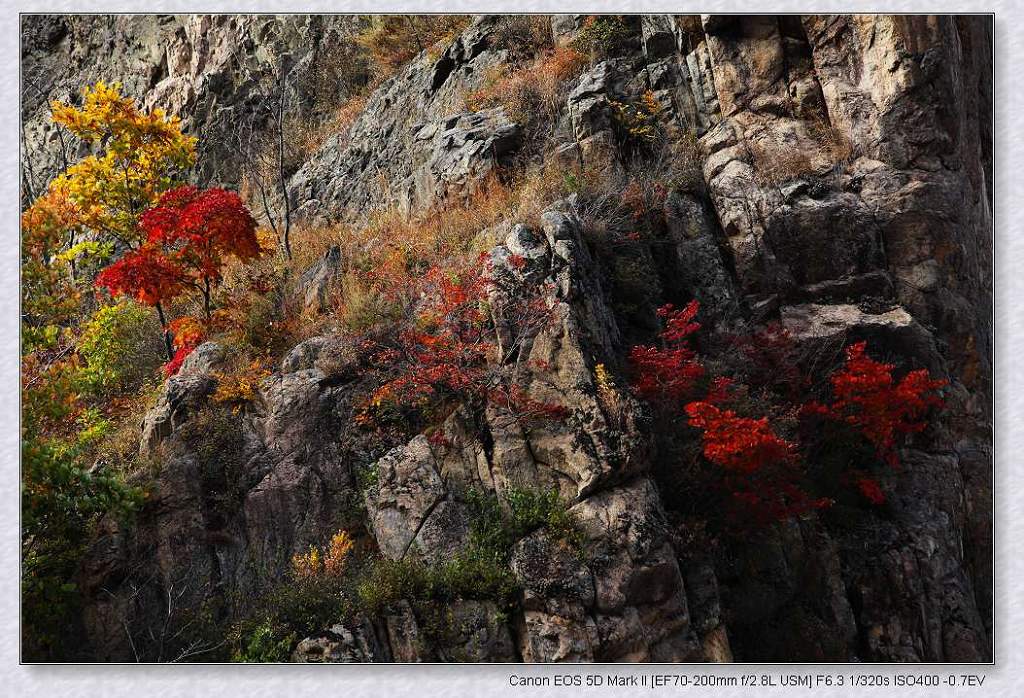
[78,300,164,396]
[506,486,585,550]
[357,486,581,615]
[571,16,632,58]
[232,620,296,663]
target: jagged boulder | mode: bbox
[292,618,388,662]
[139,342,223,458]
[288,17,521,223]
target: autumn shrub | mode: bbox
[627,301,947,531]
[77,300,164,395]
[610,90,667,160]
[685,399,829,527]
[749,139,817,186]
[356,15,470,76]
[464,45,586,132]
[49,81,196,249]
[571,15,633,59]
[227,473,582,654]
[212,359,272,412]
[90,388,164,478]
[94,184,262,367]
[230,538,357,662]
[356,253,565,435]
[210,238,304,359]
[142,185,262,320]
[291,530,356,580]
[628,301,705,406]
[807,119,854,170]
[802,341,946,467]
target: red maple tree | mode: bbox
[95,243,186,359]
[142,185,261,320]
[96,185,260,362]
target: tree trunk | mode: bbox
[155,303,173,361]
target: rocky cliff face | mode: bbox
[23,14,992,662]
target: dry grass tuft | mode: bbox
[749,120,854,187]
[464,46,587,128]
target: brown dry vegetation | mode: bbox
[749,121,854,186]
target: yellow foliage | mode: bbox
[595,363,611,394]
[49,81,196,246]
[610,91,664,144]
[291,530,355,579]
[212,359,271,410]
[594,362,617,412]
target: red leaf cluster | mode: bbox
[94,244,184,307]
[143,185,261,285]
[684,401,795,475]
[369,266,494,408]
[808,341,946,466]
[628,301,704,405]
[684,399,829,526]
[162,316,205,377]
[362,260,565,430]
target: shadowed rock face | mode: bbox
[25,13,991,662]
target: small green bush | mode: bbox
[78,300,164,396]
[232,620,296,663]
[357,486,581,614]
[571,16,632,58]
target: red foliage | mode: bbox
[855,477,886,506]
[629,301,704,405]
[142,185,261,285]
[369,265,493,408]
[684,401,795,475]
[813,341,946,466]
[626,303,945,526]
[162,316,205,377]
[94,243,184,306]
[362,260,566,430]
[686,398,831,525]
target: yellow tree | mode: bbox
[49,81,197,249]
[21,82,194,658]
